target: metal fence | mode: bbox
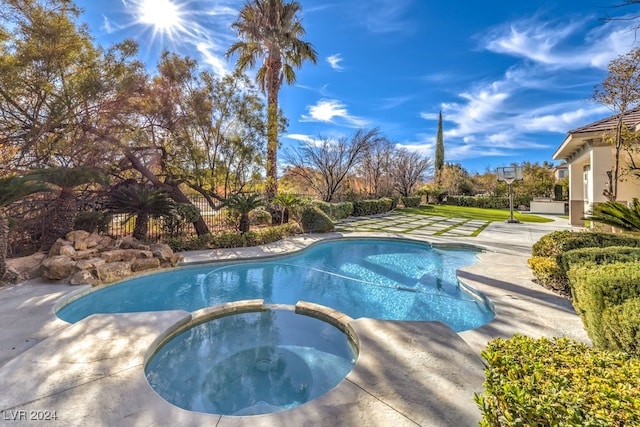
[5,194,236,256]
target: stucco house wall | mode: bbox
[553,107,640,227]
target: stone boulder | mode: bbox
[37,230,182,286]
[96,262,132,283]
[131,257,161,272]
[69,270,99,286]
[42,255,75,281]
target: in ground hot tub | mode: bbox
[145,302,357,416]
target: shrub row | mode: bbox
[528,231,640,295]
[445,195,531,209]
[401,195,422,208]
[311,200,354,220]
[568,262,640,354]
[352,198,394,216]
[164,223,300,252]
[475,334,640,426]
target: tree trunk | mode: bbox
[265,54,282,201]
[133,214,149,241]
[238,212,249,233]
[0,212,8,280]
[41,189,77,251]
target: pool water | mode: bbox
[57,238,494,331]
[145,309,356,415]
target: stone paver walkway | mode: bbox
[335,212,490,237]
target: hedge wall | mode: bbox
[352,198,394,216]
[445,195,531,209]
[528,231,640,295]
[568,261,640,352]
[311,200,354,220]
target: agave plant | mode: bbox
[106,184,176,241]
[33,167,108,250]
[585,198,640,232]
[0,175,49,279]
[225,193,265,233]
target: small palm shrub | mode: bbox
[224,193,265,233]
[106,184,176,241]
[585,198,640,231]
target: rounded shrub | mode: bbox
[300,206,334,233]
[602,297,640,356]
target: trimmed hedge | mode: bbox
[401,195,422,208]
[300,206,334,233]
[475,334,640,426]
[561,246,640,273]
[311,200,354,220]
[164,223,300,252]
[569,262,640,350]
[352,198,394,216]
[528,231,640,295]
[602,297,640,356]
[445,195,531,209]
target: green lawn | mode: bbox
[399,204,555,223]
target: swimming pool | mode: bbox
[56,238,494,331]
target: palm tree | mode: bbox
[106,184,176,241]
[0,175,49,279]
[585,199,640,232]
[227,0,317,200]
[225,193,265,233]
[272,192,301,224]
[34,167,107,250]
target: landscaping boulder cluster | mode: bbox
[41,231,183,286]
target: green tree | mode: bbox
[0,174,48,279]
[116,55,270,236]
[438,163,474,196]
[227,0,318,200]
[105,184,176,241]
[514,162,555,199]
[435,111,444,182]
[224,193,265,233]
[593,47,640,201]
[34,167,107,250]
[0,0,145,171]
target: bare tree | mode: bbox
[359,136,395,197]
[284,128,382,202]
[390,149,433,197]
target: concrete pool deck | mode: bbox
[0,214,590,426]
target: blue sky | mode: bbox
[75,0,640,174]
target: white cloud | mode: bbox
[196,42,233,76]
[301,99,369,127]
[327,54,344,71]
[101,16,117,34]
[480,14,639,70]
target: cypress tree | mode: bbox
[435,111,445,180]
